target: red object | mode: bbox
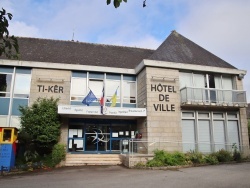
[12,142,17,155]
[0,128,2,132]
[100,86,104,106]
[136,133,142,139]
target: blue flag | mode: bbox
[82,90,97,106]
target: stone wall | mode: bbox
[30,68,71,146]
[137,67,182,152]
[235,76,249,155]
[30,68,71,105]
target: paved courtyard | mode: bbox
[1,162,250,188]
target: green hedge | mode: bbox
[144,149,241,167]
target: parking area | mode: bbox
[1,162,250,188]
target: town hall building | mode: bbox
[0,31,249,166]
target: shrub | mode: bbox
[134,162,146,168]
[232,144,242,162]
[214,149,232,162]
[154,150,166,163]
[204,154,219,165]
[146,159,164,167]
[19,97,61,155]
[51,143,66,167]
[185,151,205,164]
[146,150,187,167]
[24,150,39,162]
[164,151,187,166]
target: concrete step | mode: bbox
[65,154,122,166]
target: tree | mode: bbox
[19,98,61,155]
[107,0,147,8]
[0,8,19,59]
[107,0,127,8]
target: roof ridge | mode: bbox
[16,36,155,51]
[149,30,236,69]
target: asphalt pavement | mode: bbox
[1,162,250,188]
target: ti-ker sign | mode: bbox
[37,85,63,93]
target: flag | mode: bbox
[110,87,118,107]
[100,86,105,114]
[82,90,97,106]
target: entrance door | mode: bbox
[85,124,110,152]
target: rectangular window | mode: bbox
[213,113,223,118]
[198,112,209,118]
[213,120,226,151]
[182,112,194,118]
[227,120,239,147]
[123,81,136,103]
[181,111,240,153]
[106,80,120,105]
[198,120,211,152]
[182,119,196,152]
[179,72,192,89]
[227,113,237,119]
[14,74,31,98]
[0,73,12,97]
[71,77,87,101]
[89,79,103,99]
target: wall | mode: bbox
[30,68,71,146]
[145,67,182,152]
[235,77,249,155]
[137,68,148,140]
[30,68,71,105]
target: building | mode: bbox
[247,104,250,120]
[0,31,249,165]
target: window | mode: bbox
[71,77,87,101]
[0,66,31,127]
[70,72,137,107]
[198,120,211,152]
[14,74,31,98]
[106,80,120,105]
[181,111,240,153]
[179,72,192,88]
[123,81,136,103]
[0,73,12,97]
[182,119,196,152]
[213,120,226,151]
[180,72,235,104]
[89,79,103,99]
[227,120,239,147]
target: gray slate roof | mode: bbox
[149,31,236,69]
[1,31,237,70]
[15,37,154,69]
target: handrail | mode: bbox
[180,86,247,105]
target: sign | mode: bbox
[0,144,15,171]
[37,85,63,93]
[151,83,176,112]
[58,105,147,117]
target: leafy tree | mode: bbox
[107,0,127,8]
[19,98,61,155]
[0,8,19,59]
[107,0,147,8]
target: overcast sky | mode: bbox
[2,0,250,102]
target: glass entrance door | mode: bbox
[85,124,110,152]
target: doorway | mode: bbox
[85,124,110,152]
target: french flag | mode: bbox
[100,86,104,114]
